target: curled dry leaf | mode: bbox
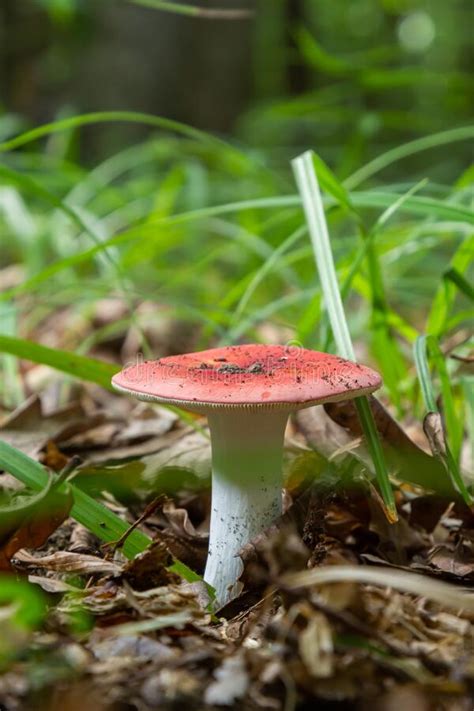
[412,541,474,581]
[156,499,209,572]
[14,550,122,575]
[122,540,180,590]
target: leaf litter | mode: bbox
[0,361,473,710]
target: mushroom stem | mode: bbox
[204,409,288,608]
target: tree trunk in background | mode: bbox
[286,0,310,94]
[69,1,253,141]
[0,1,49,117]
[1,0,253,149]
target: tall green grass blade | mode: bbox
[444,267,474,301]
[0,335,118,390]
[1,191,471,306]
[231,225,306,324]
[292,154,355,359]
[427,233,474,336]
[428,337,464,463]
[0,111,251,171]
[351,191,473,223]
[346,126,474,188]
[414,336,437,410]
[310,153,355,214]
[414,335,471,503]
[292,150,397,520]
[462,377,474,478]
[353,397,395,508]
[0,441,151,558]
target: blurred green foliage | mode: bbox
[0,1,472,458]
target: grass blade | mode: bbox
[428,338,464,463]
[462,377,474,478]
[414,335,472,503]
[346,125,474,188]
[0,335,118,390]
[444,267,474,302]
[413,336,437,411]
[0,111,251,172]
[0,440,151,558]
[427,233,474,336]
[292,150,397,521]
[1,191,471,306]
[128,0,252,18]
[281,564,474,613]
[292,153,355,360]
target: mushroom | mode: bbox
[112,344,381,607]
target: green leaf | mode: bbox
[0,473,56,538]
[414,335,472,504]
[346,126,474,189]
[311,153,355,214]
[0,335,118,391]
[0,576,46,630]
[0,111,251,173]
[444,267,474,302]
[427,233,474,336]
[0,440,152,559]
[414,335,438,411]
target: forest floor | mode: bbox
[1,340,473,711]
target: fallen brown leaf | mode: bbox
[325,397,456,496]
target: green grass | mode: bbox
[292,150,396,520]
[0,440,151,558]
[1,112,473,530]
[414,335,472,504]
[0,439,205,585]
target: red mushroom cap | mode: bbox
[112,344,381,412]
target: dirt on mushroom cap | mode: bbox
[112,344,382,410]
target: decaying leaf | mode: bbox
[14,550,121,575]
[324,397,456,495]
[0,396,102,459]
[2,369,474,710]
[122,540,180,590]
[299,609,334,678]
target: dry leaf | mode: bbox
[204,653,249,706]
[14,550,121,575]
[299,611,334,678]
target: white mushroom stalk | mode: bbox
[204,409,288,607]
